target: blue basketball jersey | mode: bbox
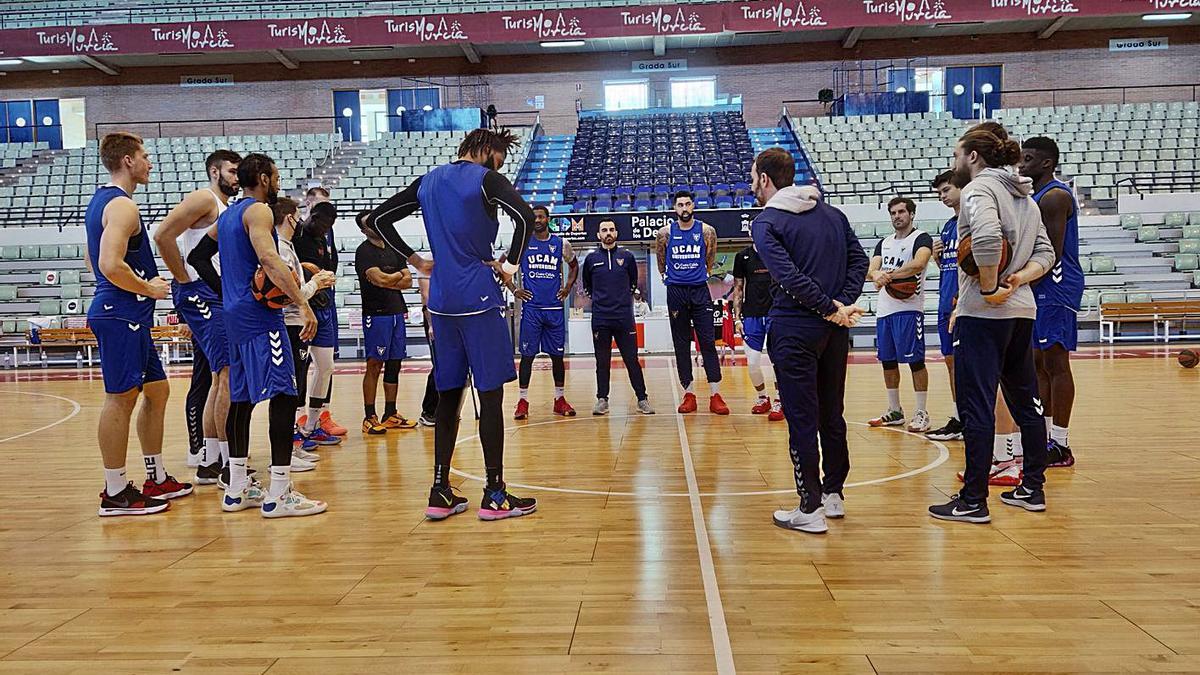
[664,219,708,286]
[1032,179,1084,310]
[217,197,283,342]
[418,161,502,316]
[938,216,959,316]
[521,233,564,310]
[85,184,158,324]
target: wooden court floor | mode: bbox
[0,347,1198,674]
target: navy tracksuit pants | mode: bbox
[667,284,722,388]
[767,320,852,513]
[592,316,648,401]
[955,316,1048,503]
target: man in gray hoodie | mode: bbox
[929,126,1055,524]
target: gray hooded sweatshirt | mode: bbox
[957,167,1055,321]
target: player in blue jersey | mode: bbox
[214,153,326,518]
[510,205,579,420]
[927,170,965,441]
[1020,136,1082,468]
[654,190,728,415]
[364,128,539,522]
[154,149,240,485]
[87,132,192,516]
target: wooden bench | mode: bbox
[1099,300,1200,342]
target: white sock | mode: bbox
[1050,424,1069,446]
[103,467,127,497]
[684,382,695,394]
[949,402,958,419]
[1010,432,1024,458]
[993,434,1012,462]
[554,387,564,399]
[757,390,768,401]
[203,438,219,466]
[886,388,901,412]
[304,409,320,432]
[219,440,230,465]
[143,454,166,484]
[709,382,720,396]
[519,389,528,401]
[1044,417,1054,440]
[228,457,248,492]
[268,465,291,499]
[915,391,928,412]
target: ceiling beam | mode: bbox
[78,55,119,76]
[653,35,666,57]
[461,43,481,64]
[269,49,298,70]
[841,26,864,49]
[1037,16,1069,39]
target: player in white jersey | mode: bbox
[867,197,934,433]
[153,150,241,487]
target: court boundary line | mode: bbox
[0,390,82,444]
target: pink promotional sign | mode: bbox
[0,0,1188,58]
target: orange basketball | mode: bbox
[252,267,301,309]
[1179,349,1199,369]
[885,276,920,300]
[301,262,322,277]
[958,235,1012,278]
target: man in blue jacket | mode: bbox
[582,219,654,417]
[749,148,868,534]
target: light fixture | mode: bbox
[896,86,907,94]
[952,84,965,95]
[541,40,585,48]
[1142,12,1192,21]
[980,83,993,94]
[0,59,23,66]
[422,104,433,111]
[51,69,60,74]
[395,106,406,115]
[352,60,361,65]
[14,117,26,127]
[341,107,353,118]
[42,116,53,126]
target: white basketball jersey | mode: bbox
[875,229,932,318]
[178,189,225,282]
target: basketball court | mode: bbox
[1,348,1197,673]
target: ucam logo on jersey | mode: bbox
[383,16,469,42]
[860,0,951,23]
[736,1,829,28]
[35,27,118,53]
[151,23,235,50]
[266,20,351,46]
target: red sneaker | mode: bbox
[553,397,577,417]
[141,475,194,500]
[709,393,730,415]
[751,397,771,415]
[319,411,348,437]
[768,399,785,422]
[677,392,698,414]
[514,398,529,420]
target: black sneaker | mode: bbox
[98,483,170,517]
[195,461,222,486]
[928,494,991,523]
[1046,439,1075,468]
[478,484,537,521]
[1000,485,1046,512]
[418,412,436,427]
[424,486,469,520]
[926,417,964,441]
[217,464,257,491]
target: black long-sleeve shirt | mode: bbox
[582,246,639,322]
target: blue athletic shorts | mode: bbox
[938,312,954,357]
[1034,304,1078,352]
[363,313,408,361]
[876,311,926,364]
[173,280,229,371]
[311,304,337,349]
[430,308,517,393]
[229,327,297,404]
[91,318,166,394]
[742,315,768,352]
[518,306,565,357]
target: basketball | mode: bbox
[1180,349,1199,369]
[301,262,322,277]
[957,235,1013,278]
[885,276,920,300]
[251,266,300,309]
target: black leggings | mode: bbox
[226,394,297,469]
[518,354,565,388]
[186,336,212,451]
[434,386,505,490]
[287,325,311,406]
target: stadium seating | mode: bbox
[517,135,572,211]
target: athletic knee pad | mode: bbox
[383,359,402,384]
[882,360,899,371]
[909,360,926,373]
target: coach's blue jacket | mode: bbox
[750,185,869,326]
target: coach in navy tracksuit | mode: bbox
[583,219,654,416]
[749,148,869,535]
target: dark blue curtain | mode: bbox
[946,66,1003,120]
[5,100,34,143]
[332,90,361,142]
[33,99,62,149]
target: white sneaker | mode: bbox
[772,505,828,533]
[821,493,845,519]
[290,456,317,472]
[907,409,931,433]
[592,398,609,416]
[261,485,327,518]
[222,479,265,512]
[293,447,320,463]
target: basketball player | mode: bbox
[216,153,326,517]
[929,126,1054,523]
[1020,136,1081,468]
[511,205,578,420]
[154,149,240,485]
[927,171,964,440]
[355,212,417,433]
[654,191,728,415]
[87,132,190,516]
[867,197,934,433]
[364,127,538,521]
[748,148,867,533]
[732,241,781,421]
[293,202,345,443]
[583,218,653,416]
